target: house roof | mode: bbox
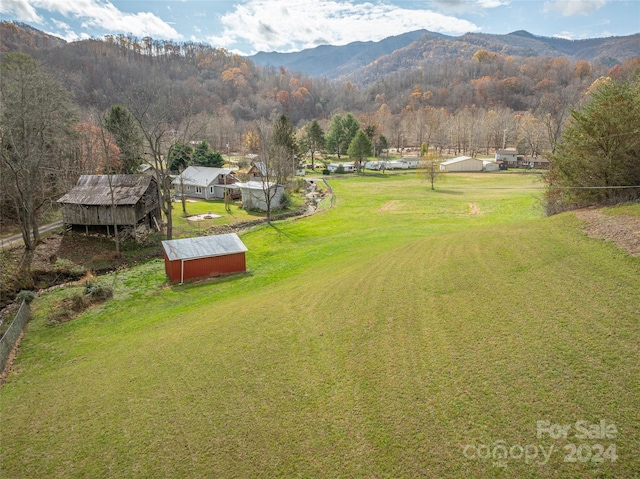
[171,166,232,188]
[162,233,247,262]
[496,149,518,155]
[249,162,268,176]
[57,175,155,206]
[235,180,280,190]
[440,156,482,166]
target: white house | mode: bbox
[385,161,410,170]
[495,148,519,167]
[400,158,421,168]
[440,156,484,172]
[172,166,235,200]
[327,162,356,173]
[235,181,285,211]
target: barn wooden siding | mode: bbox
[163,252,246,283]
[58,175,161,227]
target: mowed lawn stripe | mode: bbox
[1,174,638,478]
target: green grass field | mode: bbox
[1,172,638,478]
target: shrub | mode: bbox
[15,290,36,304]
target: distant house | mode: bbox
[247,161,268,178]
[521,157,550,169]
[235,181,285,211]
[495,148,519,168]
[57,175,161,230]
[162,233,247,284]
[171,166,236,200]
[327,162,356,173]
[400,158,421,168]
[439,156,484,172]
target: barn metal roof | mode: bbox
[57,175,154,206]
[440,156,482,165]
[162,233,247,261]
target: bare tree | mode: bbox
[254,116,295,223]
[0,53,77,250]
[419,150,443,190]
[126,80,206,239]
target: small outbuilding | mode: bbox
[161,233,247,284]
[235,181,285,211]
[440,156,484,172]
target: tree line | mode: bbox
[1,36,639,247]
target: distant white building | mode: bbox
[327,162,356,173]
[483,160,500,172]
[439,156,484,172]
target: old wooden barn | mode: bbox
[161,233,248,284]
[58,175,161,231]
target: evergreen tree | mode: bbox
[347,129,372,173]
[271,115,298,177]
[103,104,144,174]
[192,140,224,167]
[301,119,325,169]
[168,141,193,172]
[546,76,640,212]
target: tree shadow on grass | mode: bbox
[432,189,465,195]
[269,223,294,241]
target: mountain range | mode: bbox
[249,29,640,80]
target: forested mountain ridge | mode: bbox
[1,20,639,155]
[249,30,434,78]
[249,28,639,81]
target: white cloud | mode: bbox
[430,0,509,13]
[543,0,608,16]
[207,0,480,54]
[2,0,181,39]
[0,0,44,23]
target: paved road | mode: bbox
[0,220,64,251]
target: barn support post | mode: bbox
[181,259,184,284]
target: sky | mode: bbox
[1,0,638,55]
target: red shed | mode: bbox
[161,233,247,284]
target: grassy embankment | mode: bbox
[1,172,638,478]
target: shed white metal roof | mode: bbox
[440,156,483,166]
[162,233,247,261]
[235,180,279,190]
[171,166,233,188]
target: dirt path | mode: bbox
[575,209,640,257]
[0,220,64,250]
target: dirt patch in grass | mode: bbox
[379,200,400,212]
[187,213,222,221]
[575,208,640,256]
